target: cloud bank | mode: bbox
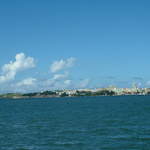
[0,53,35,83]
[0,53,92,93]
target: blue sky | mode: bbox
[0,0,150,92]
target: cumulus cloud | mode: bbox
[52,72,69,80]
[50,57,76,73]
[0,53,35,83]
[16,78,37,87]
[0,54,92,93]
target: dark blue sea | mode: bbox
[0,96,150,150]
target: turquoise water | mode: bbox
[0,96,150,150]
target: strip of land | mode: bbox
[1,86,150,99]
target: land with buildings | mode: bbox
[1,85,150,99]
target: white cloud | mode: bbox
[0,53,35,83]
[52,72,69,80]
[16,78,37,87]
[0,54,92,93]
[50,57,76,73]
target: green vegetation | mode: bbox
[93,90,116,96]
[22,92,38,97]
[72,90,116,97]
[72,90,92,96]
[40,91,56,96]
[60,92,68,97]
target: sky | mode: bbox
[0,0,150,93]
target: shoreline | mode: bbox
[0,94,149,100]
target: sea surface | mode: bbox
[0,96,150,150]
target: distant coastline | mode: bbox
[1,86,150,99]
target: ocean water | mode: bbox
[0,96,150,150]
